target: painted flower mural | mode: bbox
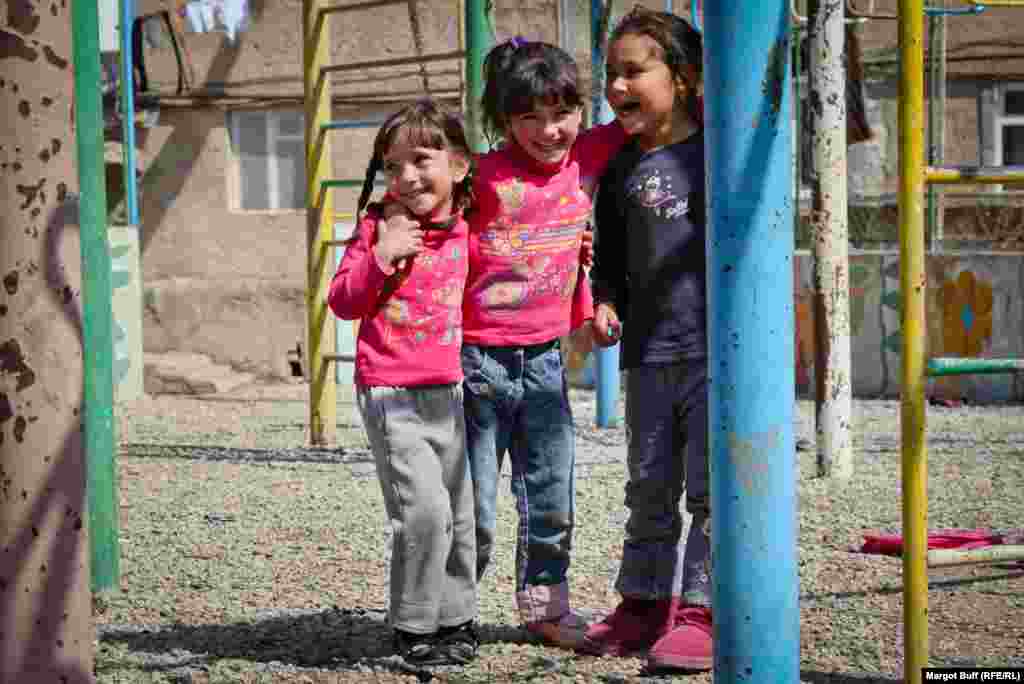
[941,270,993,357]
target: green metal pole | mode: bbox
[73,0,119,593]
[464,0,493,153]
[926,10,946,252]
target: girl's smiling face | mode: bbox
[382,132,469,220]
[506,98,583,165]
[606,32,694,151]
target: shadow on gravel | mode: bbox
[799,671,900,683]
[802,567,1024,602]
[98,608,538,678]
[123,442,374,466]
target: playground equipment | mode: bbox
[302,0,478,446]
[302,4,798,681]
[897,1,1024,683]
[74,0,119,595]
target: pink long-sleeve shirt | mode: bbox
[462,121,626,346]
[327,205,469,388]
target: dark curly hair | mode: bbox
[610,6,703,125]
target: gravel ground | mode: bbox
[94,382,1024,683]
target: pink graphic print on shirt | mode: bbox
[380,243,465,346]
[476,177,588,315]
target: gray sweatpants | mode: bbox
[357,384,477,634]
[616,361,711,607]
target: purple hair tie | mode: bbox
[509,36,528,49]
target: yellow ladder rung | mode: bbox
[322,0,405,15]
[928,545,1024,567]
[925,165,1024,185]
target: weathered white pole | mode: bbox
[808,0,853,477]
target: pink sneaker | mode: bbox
[525,610,591,650]
[582,597,679,656]
[647,605,713,671]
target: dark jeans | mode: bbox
[617,361,711,607]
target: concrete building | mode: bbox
[106,1,1024,401]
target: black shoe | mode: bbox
[438,621,479,664]
[393,629,452,667]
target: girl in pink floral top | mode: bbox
[327,100,479,668]
[460,38,625,650]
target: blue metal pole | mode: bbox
[591,0,620,428]
[120,0,138,226]
[703,3,798,682]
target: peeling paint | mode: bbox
[727,428,782,496]
[6,0,41,35]
[42,45,67,70]
[0,339,37,391]
[761,39,788,116]
[0,28,39,61]
[3,270,18,295]
[16,178,46,209]
[0,393,12,423]
[13,415,26,443]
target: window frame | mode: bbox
[994,83,1024,167]
[228,108,307,213]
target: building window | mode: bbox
[228,109,306,211]
[996,84,1024,166]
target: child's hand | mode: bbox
[374,208,423,269]
[592,302,622,347]
[579,228,594,268]
[570,319,595,357]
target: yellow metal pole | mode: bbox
[898,1,929,682]
[304,0,337,446]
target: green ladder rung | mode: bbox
[926,357,1024,377]
[321,179,385,189]
[322,179,364,189]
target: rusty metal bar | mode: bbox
[928,545,1024,567]
[304,0,338,446]
[926,165,1024,184]
[898,1,929,682]
[322,0,405,14]
[322,50,466,75]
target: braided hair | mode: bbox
[356,99,474,224]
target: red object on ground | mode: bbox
[860,529,1004,556]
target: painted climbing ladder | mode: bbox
[897,1,1024,682]
[302,0,476,445]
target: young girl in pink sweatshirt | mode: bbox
[461,38,624,650]
[327,99,478,668]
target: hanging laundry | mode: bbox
[180,0,249,44]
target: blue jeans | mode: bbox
[617,361,711,607]
[461,341,576,622]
